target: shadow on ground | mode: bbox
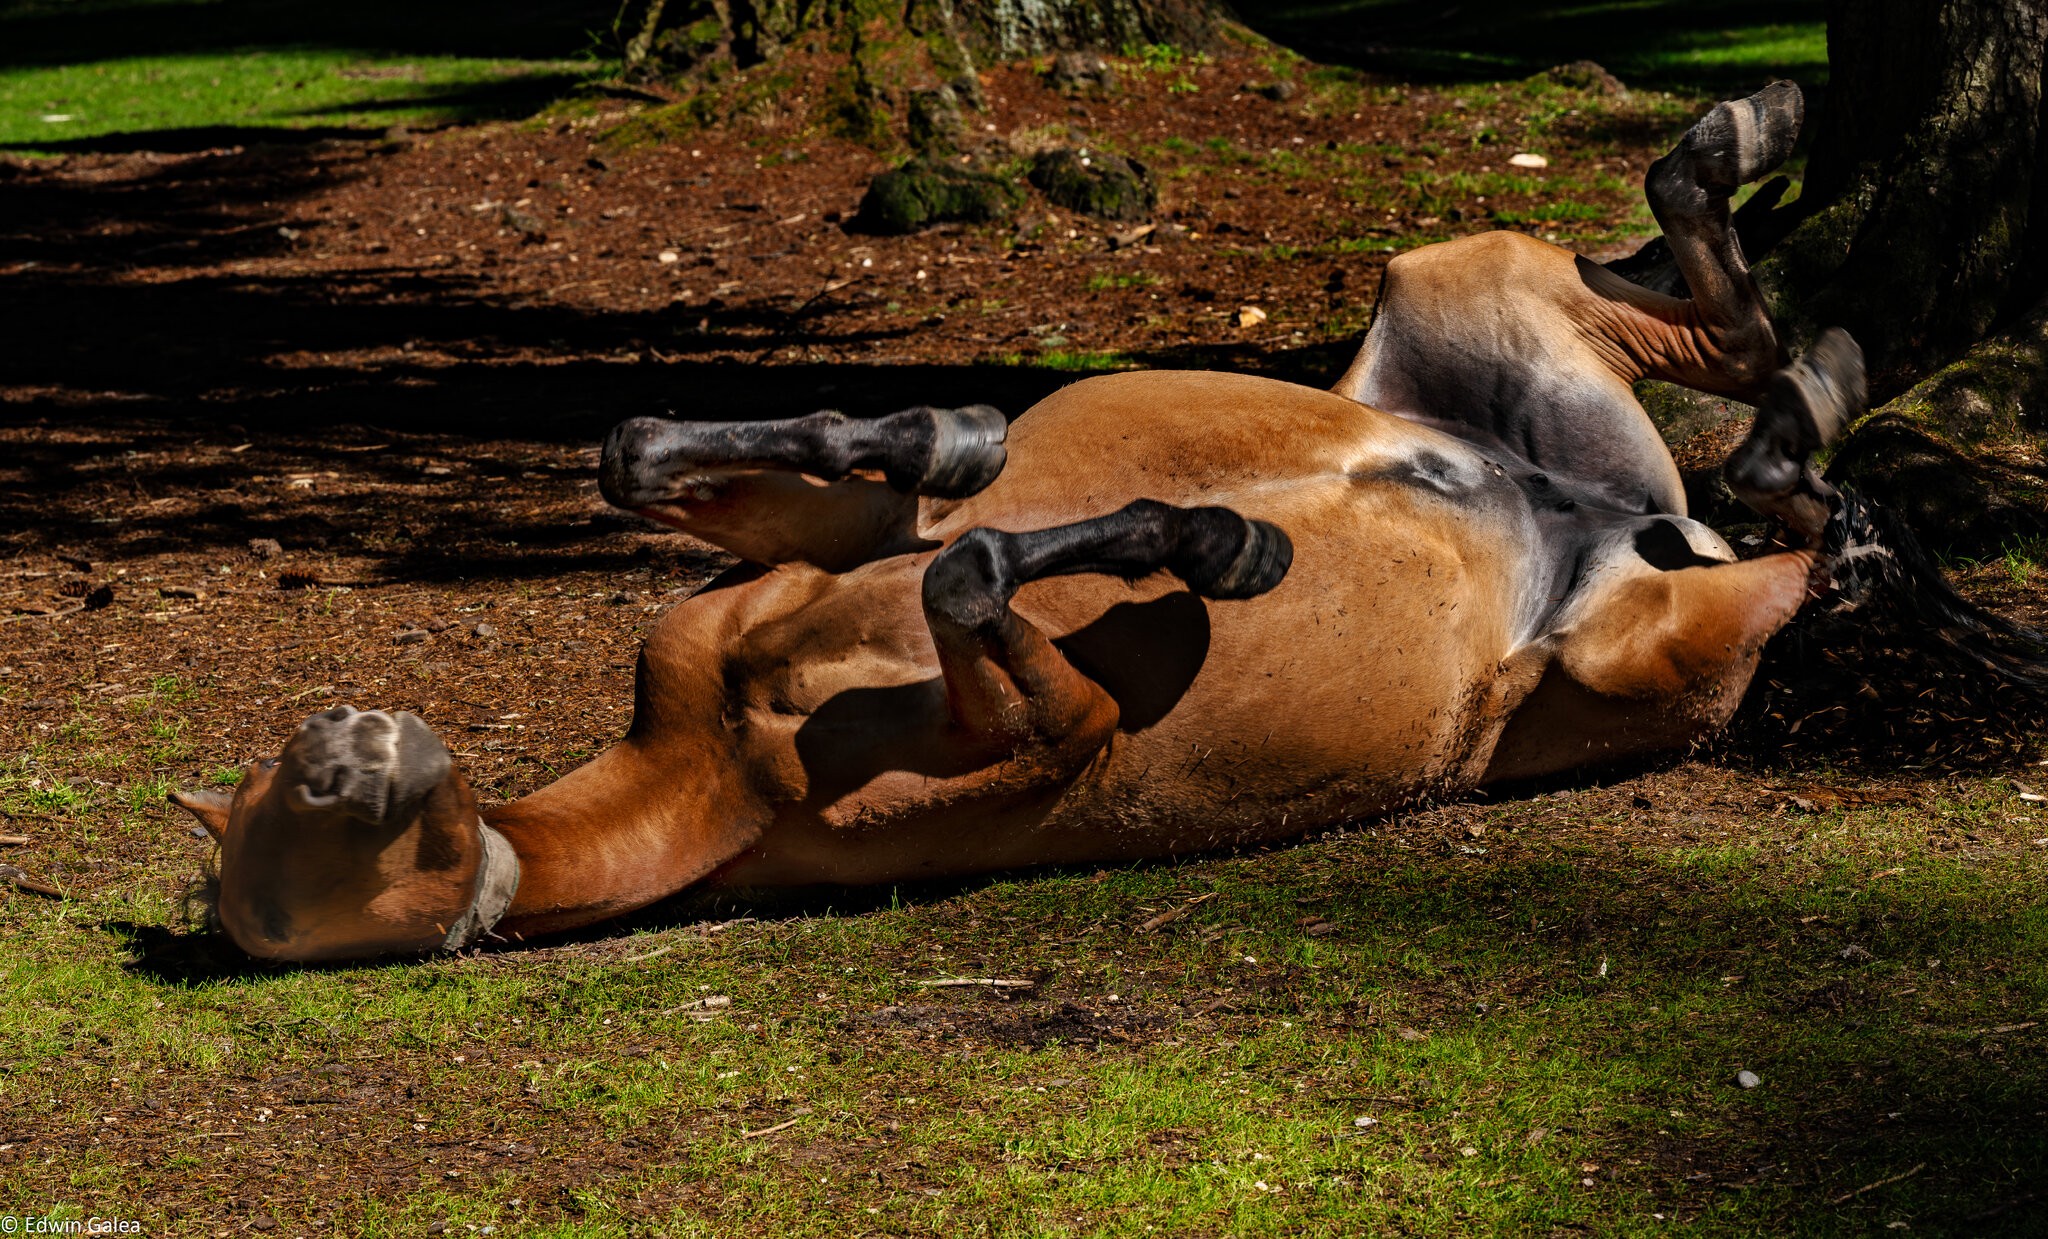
[1240,0,1828,96]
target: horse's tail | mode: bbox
[1828,485,2048,693]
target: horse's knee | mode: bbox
[922,527,1015,638]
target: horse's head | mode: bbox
[172,706,518,962]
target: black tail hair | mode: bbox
[1833,486,2048,694]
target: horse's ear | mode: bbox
[169,789,233,841]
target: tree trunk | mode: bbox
[618,0,1235,84]
[1761,0,2048,392]
[1732,0,2048,552]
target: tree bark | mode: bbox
[1760,0,2048,393]
[618,0,1235,82]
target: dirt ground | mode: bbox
[4,50,2047,1232]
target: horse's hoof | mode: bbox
[1766,327,1866,455]
[895,404,1009,498]
[284,706,451,827]
[1177,509,1294,600]
[1686,80,1804,191]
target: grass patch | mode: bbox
[0,0,608,153]
[4,772,2046,1232]
[997,349,1140,372]
[1084,272,1163,293]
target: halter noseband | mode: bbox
[442,819,521,950]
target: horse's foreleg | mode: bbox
[920,500,1292,781]
[1724,328,1867,545]
[600,404,1008,570]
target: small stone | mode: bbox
[1540,60,1626,95]
[1735,1070,1761,1089]
[394,629,429,645]
[657,250,680,264]
[1046,51,1117,97]
[1460,1145,1478,1158]
[1233,305,1267,328]
[1353,1115,1377,1128]
[1508,152,1549,169]
[250,1216,276,1233]
[472,622,499,640]
[501,206,545,239]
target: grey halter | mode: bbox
[442,819,521,951]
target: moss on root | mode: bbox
[1825,296,2048,556]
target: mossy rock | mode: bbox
[1028,148,1156,221]
[852,158,1022,235]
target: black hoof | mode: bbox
[1762,327,1865,456]
[284,706,451,827]
[885,404,1009,498]
[1173,508,1294,600]
[1684,80,1805,192]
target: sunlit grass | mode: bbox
[0,51,593,151]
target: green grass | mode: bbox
[1084,272,1163,293]
[0,0,611,153]
[4,772,2046,1233]
[998,349,1141,372]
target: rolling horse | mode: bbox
[176,83,1904,961]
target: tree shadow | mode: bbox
[1238,0,1828,96]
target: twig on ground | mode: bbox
[2,601,84,624]
[741,1108,811,1139]
[656,995,731,1017]
[915,977,1036,990]
[1137,892,1216,932]
[750,275,863,362]
[0,835,29,846]
[621,944,674,963]
[0,865,64,899]
[1964,1192,2040,1224]
[1827,1161,1925,1206]
[696,917,756,935]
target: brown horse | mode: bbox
[174,82,1872,962]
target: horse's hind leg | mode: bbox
[601,404,1008,570]
[1639,80,1806,395]
[921,500,1292,777]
